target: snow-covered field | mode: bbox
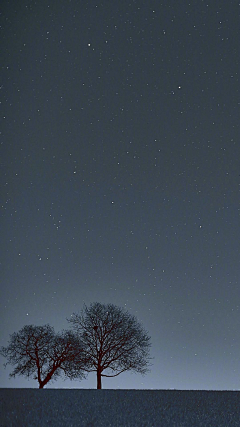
[0,388,239,426]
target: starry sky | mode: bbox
[1,0,240,390]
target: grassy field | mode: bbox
[0,388,239,426]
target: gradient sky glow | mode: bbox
[1,0,240,390]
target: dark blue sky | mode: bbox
[1,0,240,390]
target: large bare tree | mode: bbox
[68,302,152,389]
[0,324,88,388]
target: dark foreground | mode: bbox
[0,389,239,426]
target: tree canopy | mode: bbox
[0,324,88,388]
[68,302,152,389]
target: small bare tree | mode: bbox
[0,324,88,388]
[68,302,152,389]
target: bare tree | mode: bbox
[0,324,88,388]
[68,302,152,389]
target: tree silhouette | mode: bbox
[0,324,88,388]
[68,302,152,389]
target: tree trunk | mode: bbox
[97,369,102,389]
[37,364,42,387]
[38,367,58,389]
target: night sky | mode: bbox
[1,0,240,390]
